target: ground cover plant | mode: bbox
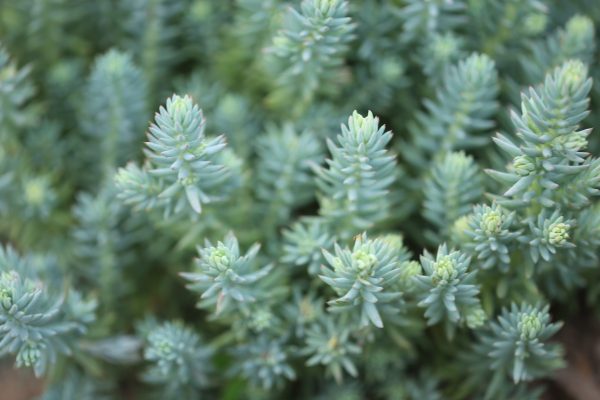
[1,0,600,399]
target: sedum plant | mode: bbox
[314,110,397,237]
[0,247,96,377]
[79,49,148,182]
[141,320,213,398]
[414,244,485,338]
[115,94,239,216]
[265,0,355,115]
[465,303,564,400]
[181,232,273,316]
[320,233,403,328]
[1,1,600,399]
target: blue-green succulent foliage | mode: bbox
[1,0,600,399]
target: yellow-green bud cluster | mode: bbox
[548,222,570,245]
[0,272,16,310]
[353,250,377,276]
[466,307,487,329]
[153,337,176,360]
[432,255,458,284]
[480,209,503,235]
[518,313,543,340]
[512,155,535,176]
[207,246,233,272]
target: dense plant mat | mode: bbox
[1,1,600,399]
